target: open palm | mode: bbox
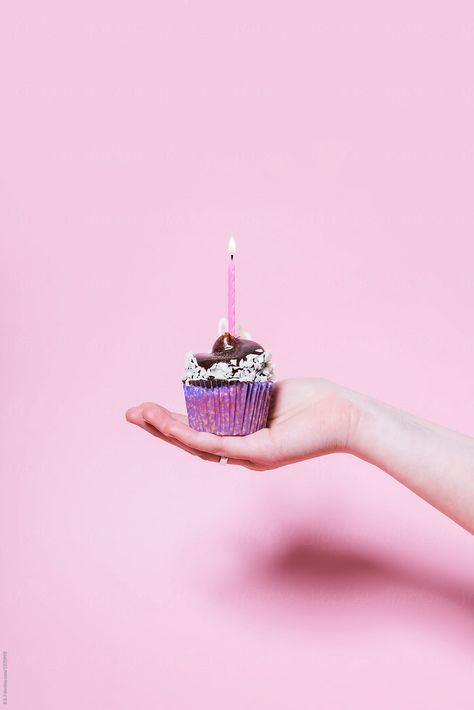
[126,378,355,470]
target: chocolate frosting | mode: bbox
[194,332,265,370]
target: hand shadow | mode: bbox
[215,528,474,647]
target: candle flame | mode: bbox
[228,235,236,256]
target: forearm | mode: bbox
[346,389,474,533]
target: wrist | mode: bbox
[341,386,400,465]
[336,384,373,457]
[312,380,367,455]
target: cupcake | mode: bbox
[182,332,274,436]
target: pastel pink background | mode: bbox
[1,2,473,708]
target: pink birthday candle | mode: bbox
[227,236,236,336]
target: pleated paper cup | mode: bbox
[183,380,273,436]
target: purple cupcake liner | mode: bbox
[183,381,273,436]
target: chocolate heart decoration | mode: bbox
[194,332,265,370]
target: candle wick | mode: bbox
[230,254,234,261]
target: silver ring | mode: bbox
[219,456,228,465]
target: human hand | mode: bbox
[127,377,474,530]
[126,378,358,470]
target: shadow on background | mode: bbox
[261,535,473,604]
[214,530,474,647]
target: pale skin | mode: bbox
[126,379,474,534]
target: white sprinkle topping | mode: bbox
[182,349,274,383]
